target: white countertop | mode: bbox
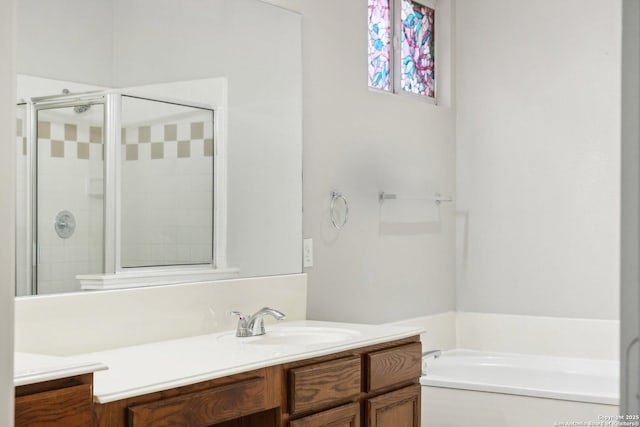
[14,352,108,387]
[75,320,422,403]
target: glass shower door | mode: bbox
[119,95,215,269]
[35,104,105,294]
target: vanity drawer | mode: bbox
[128,376,268,427]
[15,383,93,427]
[289,402,360,427]
[366,342,422,392]
[288,355,361,415]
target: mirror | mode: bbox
[15,0,302,296]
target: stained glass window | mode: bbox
[368,0,392,91]
[400,0,435,97]
[368,0,436,100]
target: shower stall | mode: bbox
[16,90,221,296]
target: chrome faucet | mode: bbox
[423,349,442,359]
[422,349,442,375]
[230,307,286,337]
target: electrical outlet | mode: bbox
[303,238,313,268]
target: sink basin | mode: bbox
[217,326,362,346]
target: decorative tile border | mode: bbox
[35,121,104,161]
[65,124,77,141]
[126,144,138,161]
[37,121,50,139]
[23,120,214,161]
[122,121,213,161]
[164,124,177,141]
[90,126,102,144]
[50,140,64,158]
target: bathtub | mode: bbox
[420,350,620,427]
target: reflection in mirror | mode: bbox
[35,104,105,295]
[120,96,214,268]
[16,0,303,296]
[17,91,228,295]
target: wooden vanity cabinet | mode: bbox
[282,337,422,427]
[15,373,95,427]
[93,336,422,427]
[365,342,422,427]
[95,368,282,427]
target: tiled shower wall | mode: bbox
[35,115,104,294]
[120,116,214,268]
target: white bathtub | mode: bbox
[420,350,620,427]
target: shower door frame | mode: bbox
[111,94,223,277]
[26,91,110,295]
[21,91,226,296]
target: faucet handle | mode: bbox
[230,311,253,337]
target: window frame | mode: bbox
[368,0,438,105]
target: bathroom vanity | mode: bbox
[14,321,422,427]
[14,353,107,426]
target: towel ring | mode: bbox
[330,191,349,229]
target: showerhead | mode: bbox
[61,89,92,114]
[73,104,91,114]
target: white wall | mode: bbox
[0,0,15,423]
[456,312,619,360]
[17,0,114,87]
[456,0,621,320]
[390,311,619,360]
[264,0,457,323]
[16,75,107,100]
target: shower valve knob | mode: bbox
[54,210,76,239]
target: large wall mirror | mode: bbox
[15,0,302,296]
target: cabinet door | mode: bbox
[289,402,360,427]
[366,384,420,427]
[15,383,94,427]
[128,376,268,427]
